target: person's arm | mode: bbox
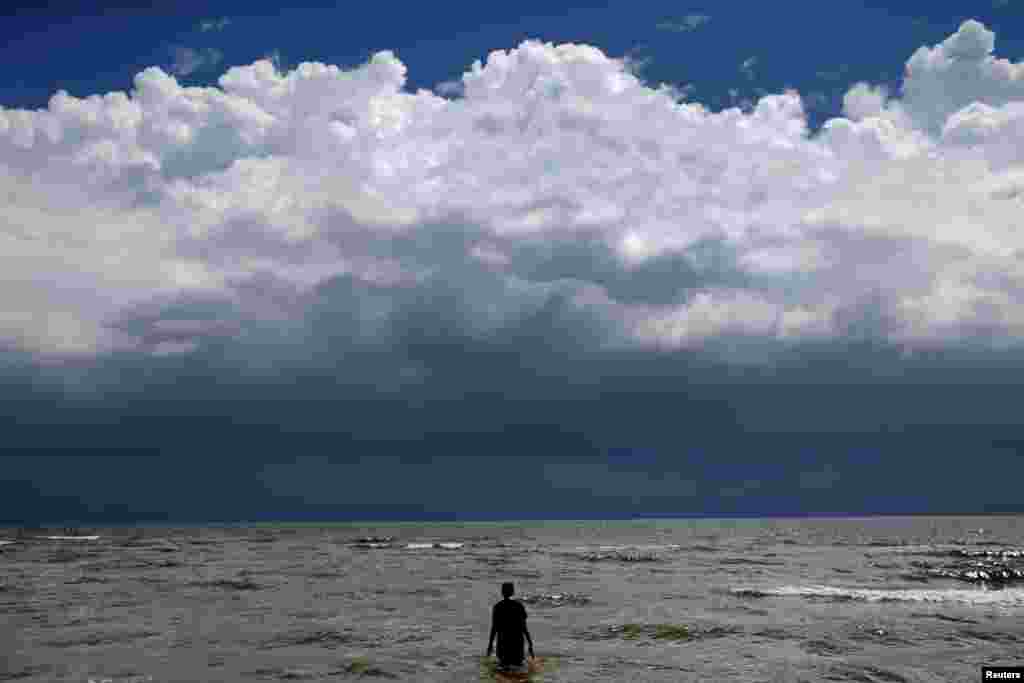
[522,606,534,657]
[486,606,497,656]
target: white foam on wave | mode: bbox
[404,542,464,549]
[0,540,16,546]
[575,544,683,552]
[740,584,1024,607]
[36,535,101,541]
[869,544,1024,555]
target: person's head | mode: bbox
[501,582,514,598]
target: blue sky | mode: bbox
[3,2,1024,523]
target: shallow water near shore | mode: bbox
[2,516,1022,682]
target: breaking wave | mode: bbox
[733,584,1024,607]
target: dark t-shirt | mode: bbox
[492,598,528,664]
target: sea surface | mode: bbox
[2,516,1023,682]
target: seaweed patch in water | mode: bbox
[653,624,692,640]
[621,624,644,640]
[577,623,738,642]
[338,657,398,678]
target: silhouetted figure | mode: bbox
[486,582,534,669]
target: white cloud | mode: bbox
[656,14,712,33]
[740,56,758,79]
[262,49,284,72]
[3,20,1024,363]
[842,82,887,121]
[198,17,231,32]
[434,79,464,97]
[170,47,224,77]
[899,19,1024,135]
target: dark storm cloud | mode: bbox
[4,290,1024,523]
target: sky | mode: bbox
[2,1,1024,524]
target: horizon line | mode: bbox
[2,510,1020,528]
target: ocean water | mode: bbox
[1,516,1022,682]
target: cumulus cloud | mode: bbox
[900,19,1024,135]
[842,82,888,120]
[2,19,1024,373]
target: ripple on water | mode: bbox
[824,662,910,682]
[259,629,361,650]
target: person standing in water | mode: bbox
[486,582,534,669]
